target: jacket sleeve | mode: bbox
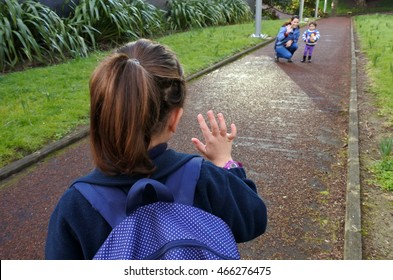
[45,188,112,260]
[276,26,288,45]
[193,161,267,243]
[302,30,307,42]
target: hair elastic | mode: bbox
[128,58,140,65]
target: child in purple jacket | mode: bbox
[301,21,321,63]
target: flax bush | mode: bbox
[166,0,252,30]
[0,0,89,71]
[0,0,166,72]
[1,0,254,72]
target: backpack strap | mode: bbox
[166,157,202,205]
[74,182,127,228]
[74,157,203,228]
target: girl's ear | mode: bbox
[168,107,184,133]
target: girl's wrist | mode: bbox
[211,157,232,168]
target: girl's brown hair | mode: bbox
[89,39,186,176]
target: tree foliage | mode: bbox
[267,0,327,16]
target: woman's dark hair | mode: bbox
[282,15,300,27]
[89,39,186,175]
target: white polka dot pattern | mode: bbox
[93,202,240,260]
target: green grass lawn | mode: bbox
[0,20,283,169]
[355,15,393,123]
[335,0,393,15]
[355,14,393,191]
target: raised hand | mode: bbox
[191,110,237,167]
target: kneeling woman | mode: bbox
[274,15,300,63]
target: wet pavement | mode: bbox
[0,17,352,259]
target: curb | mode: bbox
[343,18,362,260]
[0,38,275,182]
[0,127,89,181]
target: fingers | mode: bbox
[191,138,206,155]
[197,110,235,140]
[207,110,219,135]
[196,113,211,138]
[227,123,237,141]
[217,113,227,137]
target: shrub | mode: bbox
[0,0,253,72]
[166,0,252,30]
[219,0,253,24]
[68,0,138,43]
[166,0,207,30]
[0,0,90,71]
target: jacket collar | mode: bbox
[72,143,197,187]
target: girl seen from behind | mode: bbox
[45,39,267,260]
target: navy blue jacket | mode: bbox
[45,144,267,259]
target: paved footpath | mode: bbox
[0,17,352,259]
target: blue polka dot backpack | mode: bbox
[74,157,240,260]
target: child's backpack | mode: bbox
[74,157,240,260]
